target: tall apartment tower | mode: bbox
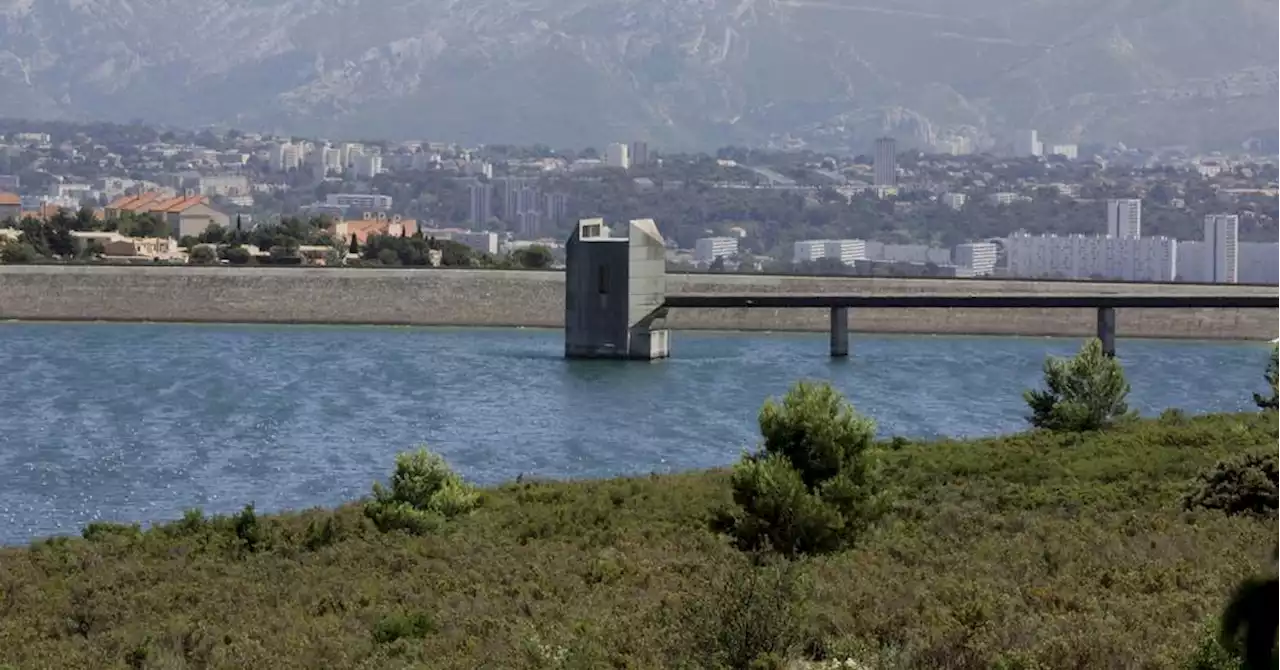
[468,182,492,226]
[1106,198,1142,239]
[1014,129,1042,157]
[873,137,897,187]
[629,141,650,167]
[604,143,631,169]
[1203,214,1240,283]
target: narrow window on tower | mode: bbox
[597,266,609,295]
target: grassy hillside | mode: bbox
[0,412,1275,669]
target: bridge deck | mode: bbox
[662,294,1279,309]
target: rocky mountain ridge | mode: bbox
[0,0,1275,151]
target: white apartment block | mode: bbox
[1005,233,1176,282]
[325,193,393,210]
[1202,214,1240,283]
[1106,198,1142,239]
[1047,144,1078,160]
[694,236,738,264]
[793,239,867,265]
[953,242,998,276]
[864,242,952,265]
[988,192,1017,206]
[1178,241,1276,284]
[940,192,966,210]
[1014,129,1041,157]
[352,153,383,179]
[604,143,631,169]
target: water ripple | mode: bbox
[0,322,1268,544]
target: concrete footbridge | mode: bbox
[563,219,1278,360]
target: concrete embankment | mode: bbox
[0,265,1275,340]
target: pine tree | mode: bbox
[1253,344,1278,410]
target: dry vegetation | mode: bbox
[0,407,1275,669]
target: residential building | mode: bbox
[1005,233,1176,282]
[629,141,650,167]
[270,142,300,172]
[543,193,569,229]
[953,242,998,276]
[793,239,867,265]
[1106,198,1142,239]
[1203,214,1239,283]
[0,191,20,221]
[1014,129,1042,157]
[940,192,966,210]
[421,228,500,255]
[873,137,897,187]
[987,192,1017,206]
[325,193,393,210]
[865,242,952,265]
[1047,144,1078,160]
[604,143,631,170]
[352,153,383,179]
[468,182,492,226]
[694,236,738,264]
[105,192,230,239]
[330,213,419,245]
[196,175,250,197]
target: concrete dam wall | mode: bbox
[1,265,1276,340]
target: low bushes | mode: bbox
[1024,337,1132,431]
[1183,452,1278,518]
[713,381,878,557]
[364,447,480,534]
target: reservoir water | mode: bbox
[0,322,1271,545]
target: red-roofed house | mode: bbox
[0,192,20,222]
[105,191,230,238]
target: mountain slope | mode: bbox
[0,0,1275,151]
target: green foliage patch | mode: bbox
[0,412,1274,668]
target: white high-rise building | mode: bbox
[694,236,738,264]
[1203,214,1239,283]
[1106,199,1142,239]
[793,239,867,265]
[468,182,492,226]
[1005,233,1176,282]
[353,153,383,179]
[940,193,966,210]
[604,143,631,169]
[953,242,998,276]
[1014,129,1042,157]
[873,137,897,187]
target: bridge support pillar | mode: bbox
[1096,307,1116,357]
[830,307,849,357]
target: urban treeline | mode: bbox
[1,118,1276,273]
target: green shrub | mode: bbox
[1183,452,1278,518]
[1024,338,1131,432]
[372,611,437,644]
[675,554,813,670]
[715,381,877,556]
[81,521,142,542]
[364,448,479,534]
[1253,345,1278,411]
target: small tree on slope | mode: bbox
[714,381,878,557]
[1024,338,1131,432]
[1253,344,1278,410]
